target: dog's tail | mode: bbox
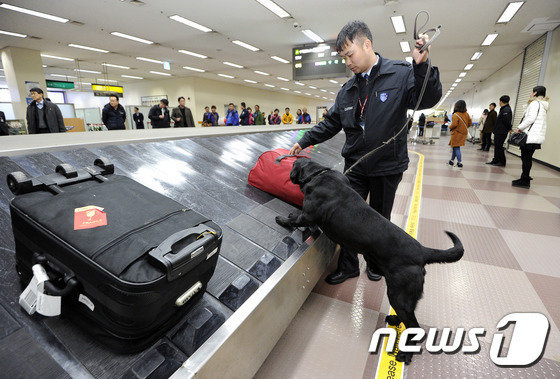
[423,231,464,265]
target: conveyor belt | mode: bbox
[0,130,346,378]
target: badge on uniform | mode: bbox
[380,92,388,102]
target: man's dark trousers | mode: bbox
[336,167,403,273]
[481,132,492,150]
[493,134,508,165]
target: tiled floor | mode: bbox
[257,134,560,378]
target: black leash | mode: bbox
[343,11,441,176]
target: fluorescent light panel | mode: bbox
[390,16,406,33]
[455,78,462,83]
[223,61,244,68]
[232,40,259,51]
[497,2,524,23]
[183,66,205,72]
[464,63,474,70]
[41,54,73,61]
[0,3,68,23]
[321,89,327,92]
[97,79,118,83]
[277,76,289,81]
[295,82,305,86]
[169,15,212,32]
[254,70,269,76]
[329,80,338,84]
[150,71,171,76]
[51,74,76,78]
[271,56,289,63]
[302,29,324,43]
[137,57,164,64]
[255,0,290,18]
[281,87,289,91]
[74,69,101,74]
[400,41,411,53]
[244,79,257,83]
[102,63,130,69]
[178,50,207,59]
[121,75,143,79]
[309,86,317,89]
[459,72,466,77]
[481,33,498,46]
[0,29,27,38]
[264,84,275,87]
[68,43,108,53]
[111,32,153,44]
[471,51,483,60]
[218,74,234,78]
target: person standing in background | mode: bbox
[133,107,144,129]
[26,87,66,134]
[210,105,219,126]
[418,113,426,136]
[247,107,254,125]
[102,95,127,130]
[172,96,195,127]
[480,103,497,151]
[267,110,273,125]
[271,109,281,125]
[148,98,171,128]
[448,100,471,168]
[0,110,9,135]
[253,105,265,125]
[239,102,250,125]
[301,108,311,124]
[282,107,293,124]
[487,95,512,166]
[225,103,239,126]
[296,109,303,124]
[202,106,211,125]
[477,109,488,142]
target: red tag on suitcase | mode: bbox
[74,206,107,230]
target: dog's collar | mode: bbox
[299,168,330,186]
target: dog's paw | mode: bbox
[275,215,290,227]
[395,351,413,365]
[385,315,401,327]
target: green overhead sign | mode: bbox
[46,80,75,89]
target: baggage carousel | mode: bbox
[0,129,345,378]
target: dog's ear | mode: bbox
[290,158,304,184]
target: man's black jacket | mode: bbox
[239,108,250,125]
[493,104,513,135]
[102,103,127,130]
[298,55,441,176]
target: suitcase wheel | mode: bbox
[7,171,33,195]
[56,163,78,178]
[94,157,115,175]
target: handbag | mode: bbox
[509,102,540,147]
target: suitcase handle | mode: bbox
[32,253,79,297]
[149,224,218,281]
[274,154,310,165]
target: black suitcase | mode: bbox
[7,158,222,353]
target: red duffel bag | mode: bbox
[248,148,309,207]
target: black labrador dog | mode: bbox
[275,158,464,364]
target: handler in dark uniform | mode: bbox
[289,20,442,284]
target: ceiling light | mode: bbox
[137,57,164,64]
[321,89,327,92]
[302,29,324,43]
[223,61,244,68]
[497,2,524,23]
[111,32,153,44]
[455,78,462,83]
[277,76,289,81]
[305,92,311,95]
[254,70,269,76]
[400,41,411,53]
[0,29,27,38]
[41,54,74,61]
[329,80,338,84]
[255,0,290,18]
[74,69,101,74]
[464,64,474,70]
[169,15,212,32]
[78,82,91,86]
[244,79,257,83]
[315,95,320,98]
[97,78,118,83]
[481,33,498,46]
[294,90,301,93]
[178,50,207,59]
[471,52,483,60]
[183,66,205,72]
[271,56,289,63]
[405,56,413,64]
[218,74,234,78]
[150,71,171,76]
[232,40,260,51]
[390,15,406,33]
[281,87,289,91]
[0,3,68,23]
[42,65,47,68]
[264,84,275,87]
[295,82,305,86]
[329,91,335,95]
[309,86,317,89]
[102,63,130,69]
[121,75,143,79]
[68,44,109,53]
[51,74,77,78]
[459,72,466,77]
[322,96,328,100]
[451,83,457,87]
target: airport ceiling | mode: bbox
[1,0,559,107]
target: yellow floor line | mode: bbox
[374,151,424,379]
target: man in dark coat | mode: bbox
[133,107,144,129]
[487,96,512,166]
[26,87,66,134]
[480,102,497,151]
[102,95,127,130]
[148,99,171,128]
[171,96,195,127]
[289,20,441,285]
[239,102,250,125]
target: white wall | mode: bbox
[66,91,130,109]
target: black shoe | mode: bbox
[457,162,463,168]
[366,267,382,281]
[492,162,506,167]
[448,160,454,166]
[325,270,360,285]
[512,178,530,189]
[485,161,495,165]
[478,147,485,151]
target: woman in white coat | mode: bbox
[512,86,549,188]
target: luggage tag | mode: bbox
[19,264,61,317]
